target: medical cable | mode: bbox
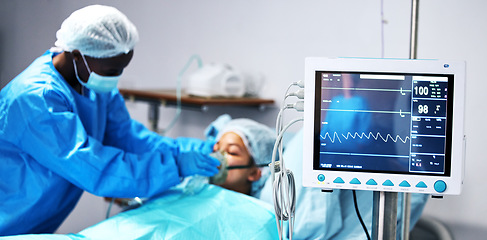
[160,54,203,135]
[106,197,116,219]
[285,89,304,99]
[271,118,303,183]
[226,163,268,170]
[272,118,302,239]
[271,81,304,239]
[272,104,303,238]
[276,81,304,138]
[277,85,295,131]
[292,80,305,88]
[353,190,371,240]
[274,88,302,180]
[271,118,302,240]
[106,197,144,219]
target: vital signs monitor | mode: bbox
[303,57,466,195]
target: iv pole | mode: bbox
[371,1,419,239]
[401,0,419,240]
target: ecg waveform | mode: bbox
[321,132,410,144]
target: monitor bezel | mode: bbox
[302,57,466,195]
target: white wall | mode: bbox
[1,0,486,237]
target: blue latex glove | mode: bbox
[176,151,221,177]
[175,137,216,155]
[200,139,217,155]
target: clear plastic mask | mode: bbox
[209,151,228,185]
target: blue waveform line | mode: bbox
[321,131,410,144]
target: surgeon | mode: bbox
[0,5,220,236]
[205,114,276,198]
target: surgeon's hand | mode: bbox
[175,138,216,155]
[176,151,221,177]
[200,139,217,155]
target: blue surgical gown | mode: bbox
[0,50,200,235]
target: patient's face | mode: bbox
[213,132,260,195]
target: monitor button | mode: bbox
[434,180,447,193]
[415,181,428,188]
[317,174,325,182]
[399,180,411,187]
[366,179,378,185]
[350,178,361,184]
[333,177,345,184]
[382,180,394,186]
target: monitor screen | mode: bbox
[315,71,453,175]
[303,58,466,195]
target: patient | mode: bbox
[204,114,275,198]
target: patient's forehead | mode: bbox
[219,131,252,155]
[220,132,245,147]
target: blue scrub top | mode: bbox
[0,50,191,235]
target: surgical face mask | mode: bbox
[73,53,120,93]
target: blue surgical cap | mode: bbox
[55,5,139,58]
[205,114,276,197]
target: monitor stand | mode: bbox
[372,191,398,240]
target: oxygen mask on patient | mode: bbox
[209,151,228,185]
[177,151,228,195]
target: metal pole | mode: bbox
[372,191,398,240]
[402,1,419,239]
[401,193,412,240]
[409,0,419,59]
